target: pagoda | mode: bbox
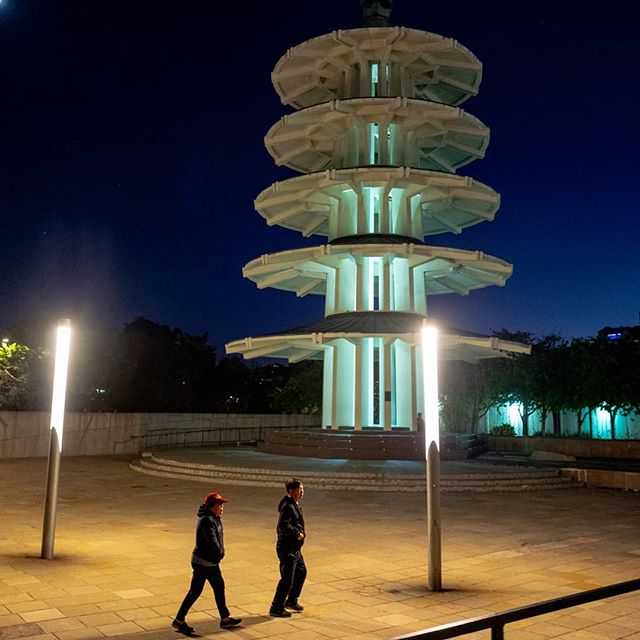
[226,1,528,431]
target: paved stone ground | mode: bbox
[2,453,640,640]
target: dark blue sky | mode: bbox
[1,1,638,351]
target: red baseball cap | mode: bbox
[204,492,229,507]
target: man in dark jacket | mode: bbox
[173,492,242,634]
[269,478,307,618]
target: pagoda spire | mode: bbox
[360,0,393,27]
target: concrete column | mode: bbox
[356,188,366,235]
[354,342,363,430]
[409,268,415,312]
[381,184,391,234]
[359,60,370,96]
[379,122,389,165]
[331,346,339,430]
[383,341,392,431]
[411,344,418,432]
[359,123,368,165]
[383,260,392,311]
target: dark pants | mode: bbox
[271,550,307,610]
[176,563,230,621]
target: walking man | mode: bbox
[269,478,307,618]
[173,491,242,634]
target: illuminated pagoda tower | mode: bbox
[226,1,528,431]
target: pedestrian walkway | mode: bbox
[2,453,640,639]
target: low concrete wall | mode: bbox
[484,435,640,459]
[0,412,321,458]
[565,468,640,491]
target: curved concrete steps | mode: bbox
[130,453,582,493]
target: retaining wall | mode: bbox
[484,435,640,459]
[0,412,321,458]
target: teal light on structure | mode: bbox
[226,3,530,431]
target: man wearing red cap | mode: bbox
[172,491,242,634]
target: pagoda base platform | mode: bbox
[258,428,485,461]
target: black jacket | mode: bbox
[276,495,305,554]
[193,504,225,564]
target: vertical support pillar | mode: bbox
[356,188,366,235]
[364,337,374,427]
[408,268,415,312]
[356,260,364,311]
[396,191,410,237]
[354,341,363,430]
[360,61,370,96]
[410,192,422,238]
[379,122,389,164]
[383,341,392,431]
[322,346,334,429]
[381,184,391,234]
[382,260,391,311]
[359,122,368,165]
[391,339,412,429]
[411,344,418,432]
[332,339,356,428]
[331,345,339,430]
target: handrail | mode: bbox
[391,577,640,640]
[111,423,320,454]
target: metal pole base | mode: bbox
[41,428,61,559]
[427,440,442,591]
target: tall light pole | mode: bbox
[421,323,441,591]
[41,318,71,560]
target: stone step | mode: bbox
[129,454,582,493]
[138,458,567,486]
[258,429,488,461]
[144,453,565,480]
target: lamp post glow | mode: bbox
[41,319,71,560]
[421,323,441,591]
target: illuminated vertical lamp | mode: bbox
[41,319,71,560]
[421,323,441,591]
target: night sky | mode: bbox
[2,1,639,352]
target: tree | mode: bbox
[489,331,538,436]
[97,317,218,412]
[592,331,640,439]
[251,362,291,413]
[565,338,601,437]
[0,336,49,410]
[273,361,322,415]
[529,335,569,435]
[440,359,500,433]
[210,356,255,413]
[0,341,32,409]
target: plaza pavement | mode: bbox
[2,452,640,640]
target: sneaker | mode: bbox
[172,619,195,635]
[269,608,292,618]
[220,617,242,629]
[284,601,304,612]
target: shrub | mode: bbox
[490,423,516,436]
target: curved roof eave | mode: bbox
[225,312,531,363]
